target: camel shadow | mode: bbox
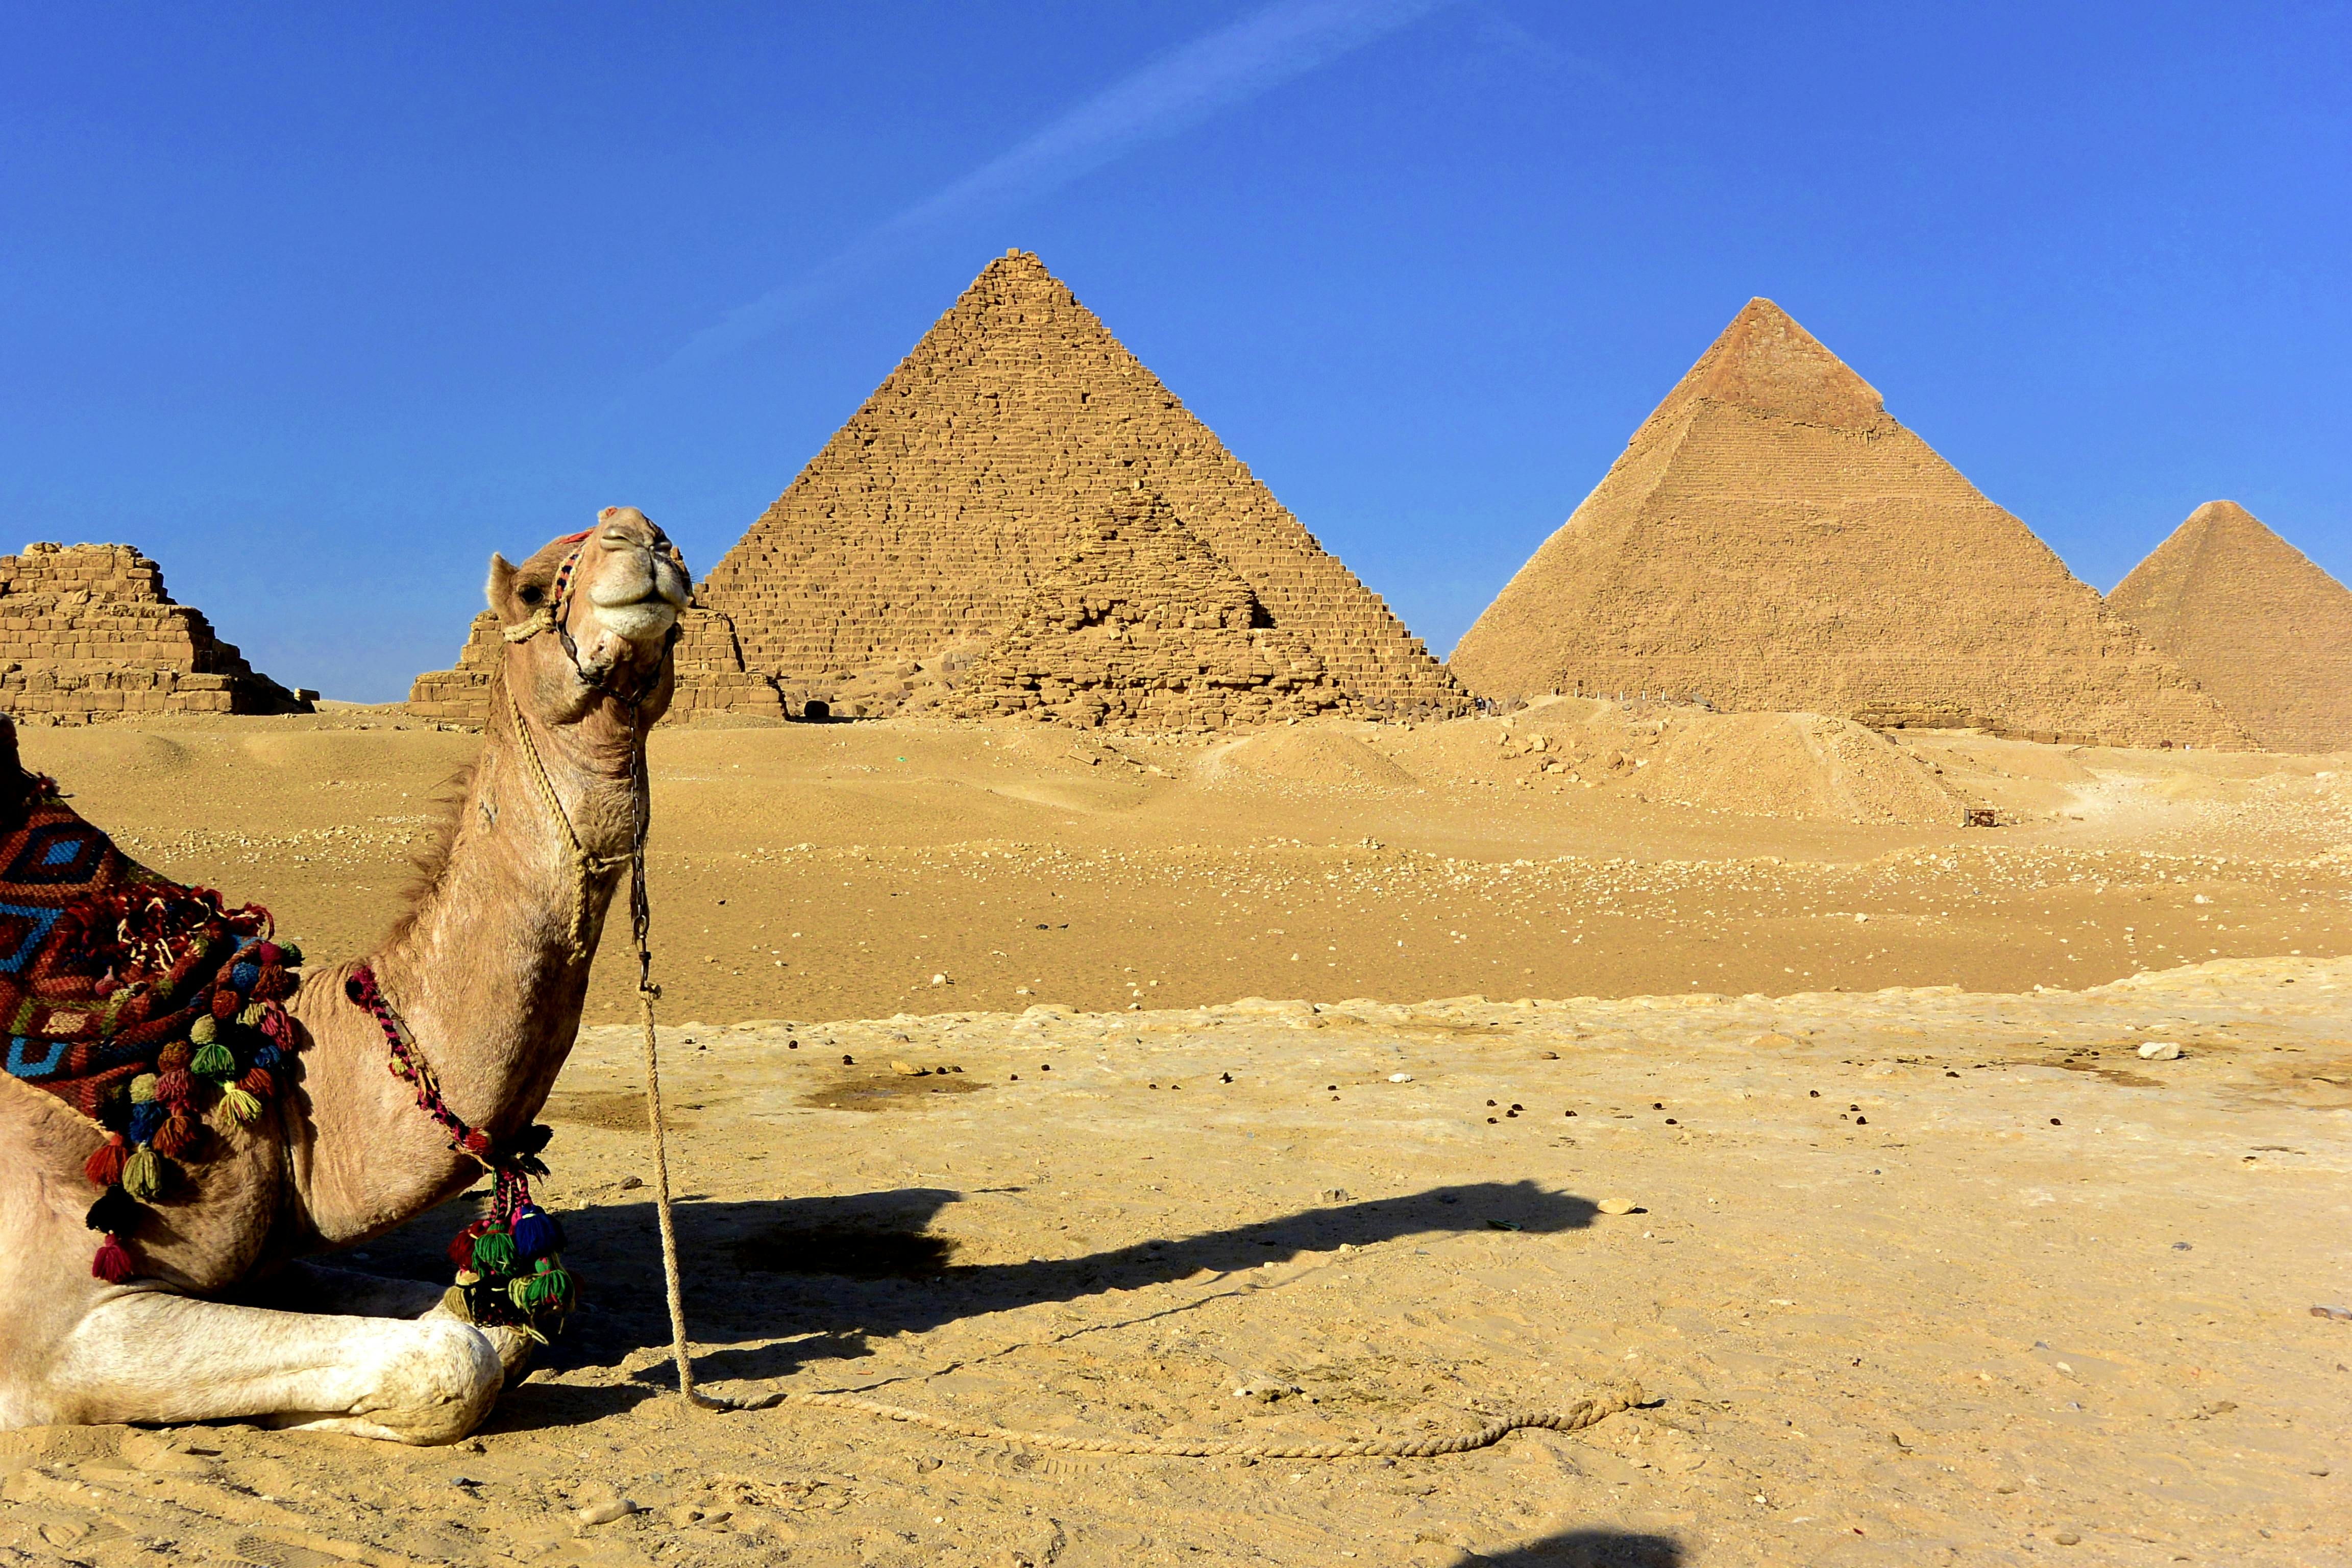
[1454,1532,1683,1566]
[357,1178,1596,1403]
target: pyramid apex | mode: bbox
[1651,298,1891,432]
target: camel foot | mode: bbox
[264,1317,506,1444]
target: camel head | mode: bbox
[485,506,689,740]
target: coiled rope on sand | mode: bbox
[779,1384,1644,1460]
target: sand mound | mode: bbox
[1448,300,2246,749]
[1200,725,1418,789]
[697,251,1465,723]
[2107,500,2352,753]
[944,491,1363,730]
[1383,701,1968,824]
[0,542,312,723]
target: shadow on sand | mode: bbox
[354,1177,1597,1425]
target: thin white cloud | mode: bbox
[670,0,1450,367]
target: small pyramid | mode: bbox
[407,605,780,724]
[0,542,313,723]
[945,489,1361,729]
[696,251,1465,723]
[2108,502,2352,752]
[1450,301,2248,748]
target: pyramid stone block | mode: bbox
[406,605,781,724]
[1450,301,2249,749]
[696,251,1465,724]
[2108,501,2352,752]
[0,542,313,724]
[946,488,1363,730]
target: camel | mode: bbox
[0,507,688,1443]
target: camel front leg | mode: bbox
[241,1260,537,1382]
[40,1289,504,1444]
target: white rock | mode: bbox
[1388,1072,1413,1083]
[2137,1041,2182,1061]
[577,1499,638,1527]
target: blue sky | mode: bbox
[4,2,2346,700]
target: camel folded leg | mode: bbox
[37,1289,504,1444]
[239,1260,536,1381]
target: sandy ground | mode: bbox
[2,709,2348,1566]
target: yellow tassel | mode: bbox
[129,1073,160,1105]
[216,1085,263,1124]
[439,1284,475,1322]
[122,1146,164,1202]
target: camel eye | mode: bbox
[518,583,545,606]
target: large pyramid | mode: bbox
[1449,301,2249,749]
[2108,501,2352,752]
[0,542,313,724]
[945,487,1363,729]
[696,251,1465,723]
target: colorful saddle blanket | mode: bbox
[0,770,302,1280]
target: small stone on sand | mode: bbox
[1598,1198,1638,1215]
[2137,1040,2182,1060]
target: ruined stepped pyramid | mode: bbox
[946,487,1363,729]
[407,604,780,724]
[0,542,313,724]
[1450,301,2249,749]
[2107,501,2352,752]
[696,250,1465,724]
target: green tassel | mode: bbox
[216,1085,263,1124]
[190,1040,236,1077]
[190,1015,217,1046]
[470,1229,516,1276]
[122,1146,165,1202]
[238,1002,267,1028]
[508,1265,574,1316]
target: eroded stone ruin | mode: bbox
[0,542,313,724]
[1449,300,2249,749]
[406,605,780,724]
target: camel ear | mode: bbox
[485,553,519,618]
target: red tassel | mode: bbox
[239,1066,274,1098]
[156,1068,195,1105]
[91,1235,134,1283]
[211,988,239,1020]
[447,1217,493,1268]
[153,1111,202,1158]
[83,1134,128,1187]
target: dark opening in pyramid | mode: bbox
[696,251,1464,725]
[2108,501,2352,753]
[1449,300,2248,749]
[946,488,1360,730]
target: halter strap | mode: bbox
[501,530,592,646]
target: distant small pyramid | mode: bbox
[0,542,313,724]
[1450,300,2248,748]
[697,251,1465,724]
[2108,501,2352,752]
[945,489,1360,729]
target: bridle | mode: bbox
[496,526,681,962]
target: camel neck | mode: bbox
[297,696,639,1243]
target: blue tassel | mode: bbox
[511,1205,564,1261]
[232,961,260,991]
[252,1043,282,1070]
[127,1100,166,1143]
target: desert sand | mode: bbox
[2,707,2346,1566]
